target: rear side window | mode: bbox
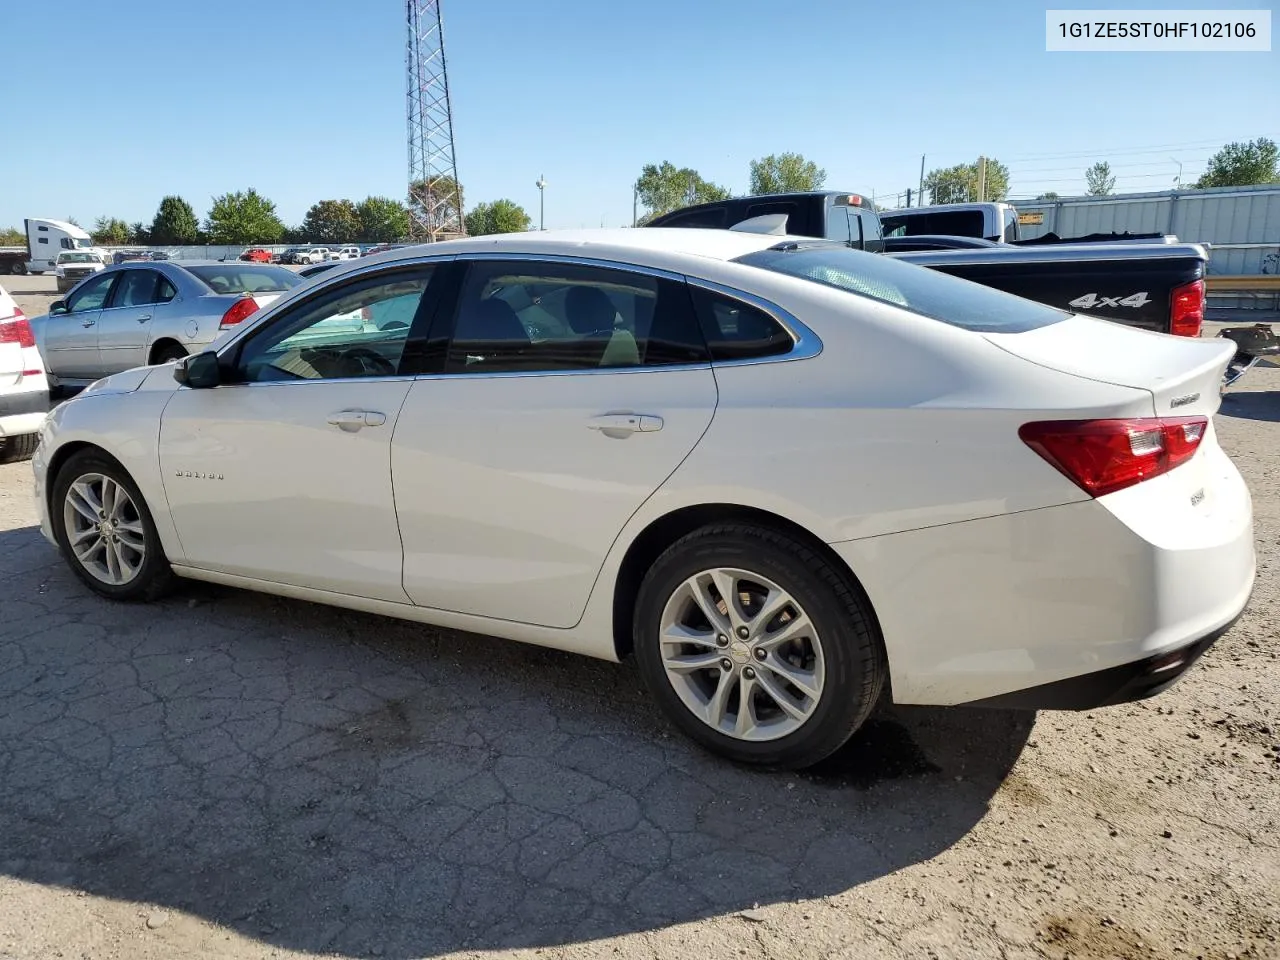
[689,286,793,361]
[880,211,985,238]
[734,244,1066,333]
[825,207,851,244]
[446,261,708,373]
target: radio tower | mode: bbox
[406,0,464,241]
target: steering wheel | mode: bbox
[338,346,396,377]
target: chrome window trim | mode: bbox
[188,375,419,391]
[684,277,823,367]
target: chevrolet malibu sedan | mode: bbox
[32,229,1254,768]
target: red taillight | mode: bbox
[1019,416,1207,497]
[0,308,35,348]
[1169,279,1204,337]
[219,296,259,329]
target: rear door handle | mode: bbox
[81,320,95,327]
[327,409,387,432]
[136,315,151,323]
[587,413,663,436]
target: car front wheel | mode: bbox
[634,524,886,769]
[51,450,175,601]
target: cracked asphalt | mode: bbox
[0,286,1277,958]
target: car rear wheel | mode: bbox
[52,450,175,601]
[0,434,39,463]
[151,342,187,365]
[634,523,886,769]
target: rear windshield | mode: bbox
[734,243,1066,333]
[881,211,986,238]
[187,264,303,295]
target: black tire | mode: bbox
[12,261,27,276]
[151,342,188,365]
[0,433,39,463]
[50,449,175,602]
[634,523,886,769]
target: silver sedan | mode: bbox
[32,260,304,388]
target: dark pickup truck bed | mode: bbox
[646,191,1207,337]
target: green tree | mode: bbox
[464,199,532,237]
[1085,161,1116,196]
[149,195,200,244]
[0,226,24,246]
[356,196,411,242]
[635,161,731,222]
[129,222,148,244]
[91,216,132,246]
[1195,138,1280,188]
[408,176,464,236]
[923,157,1010,204]
[204,189,285,244]
[1037,191,1060,200]
[301,199,361,243]
[748,152,827,195]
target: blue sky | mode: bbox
[1,0,1275,231]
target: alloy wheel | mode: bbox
[658,567,826,742]
[62,473,147,586]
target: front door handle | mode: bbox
[587,413,663,437]
[136,315,151,323]
[81,319,96,328]
[327,409,387,432]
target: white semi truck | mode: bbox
[0,219,99,275]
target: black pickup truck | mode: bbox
[646,191,1207,336]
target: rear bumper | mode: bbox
[961,606,1245,709]
[0,387,51,435]
[830,457,1255,706]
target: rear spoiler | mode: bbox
[729,214,790,236]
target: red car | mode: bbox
[239,248,272,263]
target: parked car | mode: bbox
[239,248,273,263]
[29,261,303,389]
[296,247,331,265]
[880,201,1176,246]
[0,282,49,462]
[328,246,361,261]
[54,250,108,293]
[31,229,1254,769]
[361,243,408,257]
[113,250,170,264]
[648,192,1206,338]
[277,247,310,265]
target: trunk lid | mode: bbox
[986,314,1234,417]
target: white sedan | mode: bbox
[31,229,1255,769]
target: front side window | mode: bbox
[234,269,433,382]
[735,244,1066,333]
[111,269,160,308]
[825,207,851,244]
[65,272,115,312]
[857,212,884,252]
[446,261,707,374]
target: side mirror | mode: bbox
[50,300,67,314]
[173,351,221,388]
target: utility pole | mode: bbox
[918,154,926,206]
[536,174,546,230]
[632,184,638,227]
[1171,157,1183,189]
[978,156,988,203]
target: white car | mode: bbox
[328,246,361,261]
[298,247,330,265]
[0,282,50,462]
[30,229,1255,768]
[53,250,108,293]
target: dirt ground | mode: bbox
[1,273,1277,959]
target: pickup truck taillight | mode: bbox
[1020,416,1207,497]
[1169,279,1204,337]
[0,308,35,348]
[219,297,259,330]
